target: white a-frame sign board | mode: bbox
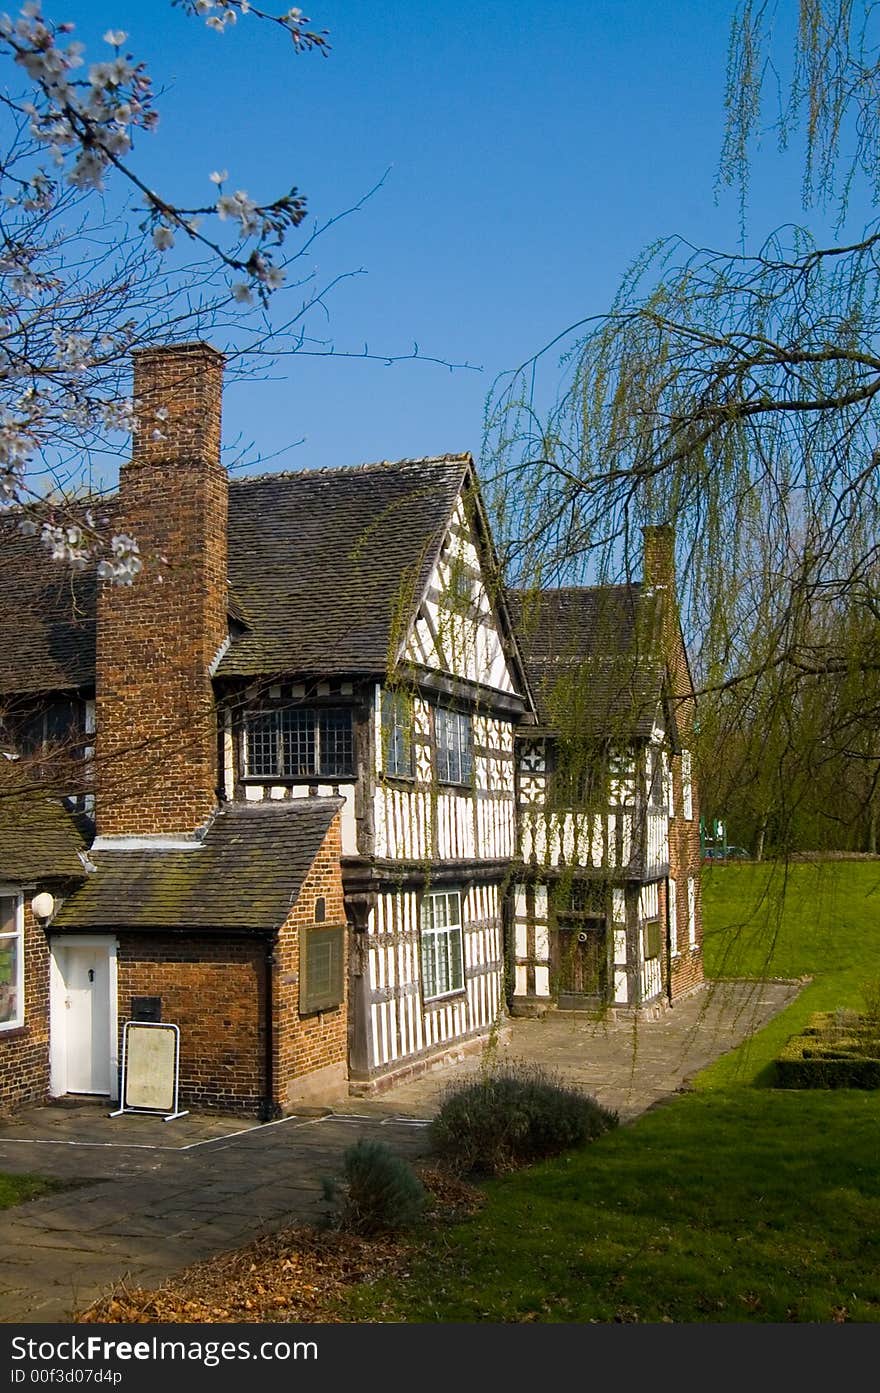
[110,1021,189,1121]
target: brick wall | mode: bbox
[117,933,265,1113]
[96,343,227,837]
[273,814,348,1108]
[0,903,50,1112]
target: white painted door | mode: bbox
[62,944,112,1094]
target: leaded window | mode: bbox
[244,708,354,779]
[434,708,473,785]
[420,890,465,1000]
[381,689,414,777]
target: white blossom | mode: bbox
[217,189,259,236]
[152,223,174,250]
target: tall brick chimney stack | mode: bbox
[642,524,677,656]
[642,524,675,593]
[95,342,227,838]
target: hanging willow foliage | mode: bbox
[482,2,880,855]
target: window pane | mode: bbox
[381,691,412,777]
[283,709,316,776]
[435,709,472,785]
[420,891,464,999]
[246,713,278,777]
[319,709,353,777]
[458,714,473,784]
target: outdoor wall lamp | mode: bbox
[30,891,55,921]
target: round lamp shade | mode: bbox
[30,891,55,920]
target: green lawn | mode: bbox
[0,1173,63,1209]
[698,860,880,1087]
[338,861,880,1323]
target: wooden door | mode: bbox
[554,921,607,1006]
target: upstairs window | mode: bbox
[420,890,465,1000]
[0,893,23,1032]
[549,744,603,810]
[435,708,473,785]
[245,708,354,779]
[381,689,414,778]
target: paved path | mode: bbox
[0,978,800,1324]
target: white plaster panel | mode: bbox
[339,788,358,855]
[534,966,550,997]
[534,923,550,960]
[515,966,528,997]
[614,968,628,1004]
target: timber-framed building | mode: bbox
[0,343,702,1116]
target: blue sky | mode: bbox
[54,1,864,480]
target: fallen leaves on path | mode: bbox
[75,1166,483,1325]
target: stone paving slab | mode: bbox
[0,978,802,1324]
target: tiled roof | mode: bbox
[0,456,470,691]
[508,585,664,737]
[0,794,89,882]
[0,518,97,695]
[218,455,469,677]
[51,797,341,932]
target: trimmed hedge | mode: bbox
[775,1011,880,1089]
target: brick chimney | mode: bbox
[642,524,675,593]
[641,524,677,657]
[95,342,227,837]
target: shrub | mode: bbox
[321,1138,426,1235]
[430,1062,618,1176]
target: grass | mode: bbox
[698,859,880,1087]
[335,861,880,1323]
[0,1172,64,1209]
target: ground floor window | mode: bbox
[420,889,464,1000]
[0,892,23,1030]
